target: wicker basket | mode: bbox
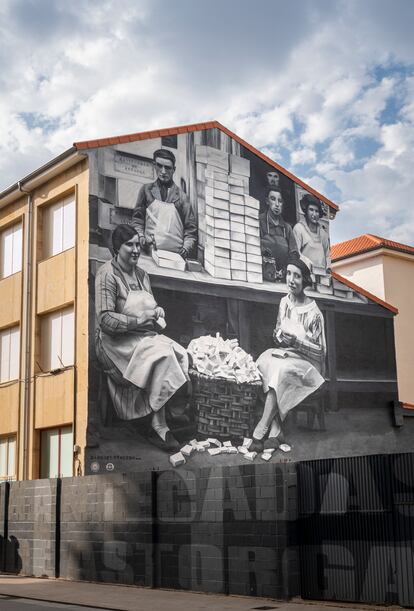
[189,368,262,438]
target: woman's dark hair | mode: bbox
[286,256,313,289]
[112,224,138,254]
[300,193,325,218]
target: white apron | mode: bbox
[103,289,189,412]
[145,198,184,253]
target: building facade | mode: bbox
[0,122,412,482]
[332,234,414,406]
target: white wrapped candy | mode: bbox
[170,452,186,467]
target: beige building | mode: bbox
[332,234,414,406]
[0,149,90,481]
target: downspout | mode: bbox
[18,181,33,481]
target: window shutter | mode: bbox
[60,427,74,477]
[12,224,23,274]
[62,197,75,252]
[61,308,75,366]
[0,439,6,477]
[1,223,22,278]
[51,202,64,257]
[7,437,16,478]
[9,327,20,380]
[0,329,11,382]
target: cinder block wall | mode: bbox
[0,463,299,599]
[6,479,57,576]
[60,472,153,585]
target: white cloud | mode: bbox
[0,0,413,246]
[291,148,316,166]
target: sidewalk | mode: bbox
[0,575,402,611]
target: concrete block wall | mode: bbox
[155,463,299,598]
[0,483,6,570]
[0,463,299,600]
[60,472,153,585]
[6,479,57,576]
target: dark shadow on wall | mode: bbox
[1,535,22,574]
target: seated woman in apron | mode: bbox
[250,257,326,452]
[293,193,330,274]
[259,188,298,280]
[95,224,190,452]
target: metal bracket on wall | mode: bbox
[393,400,404,426]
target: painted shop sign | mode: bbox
[114,151,154,179]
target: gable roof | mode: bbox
[73,120,339,212]
[332,234,414,262]
[331,271,398,314]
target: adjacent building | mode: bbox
[332,233,414,407]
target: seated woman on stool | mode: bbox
[251,257,326,452]
[95,224,190,452]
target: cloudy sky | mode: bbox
[0,0,413,245]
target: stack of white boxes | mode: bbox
[196,145,262,283]
[313,266,334,295]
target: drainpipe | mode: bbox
[18,181,33,481]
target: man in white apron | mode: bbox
[132,149,197,258]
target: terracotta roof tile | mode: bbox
[73,120,338,211]
[331,271,398,314]
[332,234,414,261]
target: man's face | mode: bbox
[267,190,283,216]
[155,156,175,183]
[267,171,280,187]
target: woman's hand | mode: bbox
[154,306,165,320]
[280,331,296,347]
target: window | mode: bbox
[43,195,75,258]
[0,435,16,480]
[40,307,74,371]
[0,222,22,278]
[0,326,20,383]
[40,426,73,478]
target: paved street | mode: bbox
[0,576,404,611]
[0,594,104,610]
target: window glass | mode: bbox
[0,223,23,278]
[0,436,16,480]
[7,437,16,477]
[41,307,74,371]
[0,440,6,477]
[43,196,75,258]
[40,426,73,478]
[0,326,20,383]
[60,428,74,477]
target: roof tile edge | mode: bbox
[331,271,398,314]
[73,120,338,212]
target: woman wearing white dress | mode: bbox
[251,257,326,452]
[95,224,190,452]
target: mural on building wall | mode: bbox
[85,128,401,475]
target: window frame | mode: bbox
[0,325,20,383]
[40,426,73,479]
[42,193,76,260]
[0,435,17,481]
[0,221,23,279]
[40,306,75,372]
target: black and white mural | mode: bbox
[85,127,410,475]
